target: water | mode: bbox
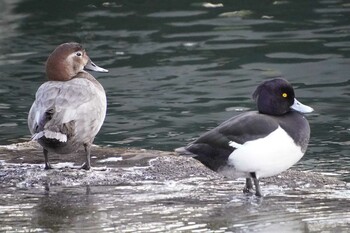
[0,171,349,232]
[0,0,349,232]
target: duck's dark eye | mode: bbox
[76,52,82,57]
[282,93,288,98]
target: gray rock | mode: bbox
[0,142,346,193]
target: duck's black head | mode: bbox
[253,78,313,116]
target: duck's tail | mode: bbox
[31,130,67,142]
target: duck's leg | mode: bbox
[243,178,254,194]
[43,148,52,170]
[250,172,262,197]
[81,143,91,170]
[253,178,262,197]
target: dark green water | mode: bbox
[1,0,349,180]
[0,0,349,232]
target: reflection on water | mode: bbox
[0,180,349,232]
[0,0,349,232]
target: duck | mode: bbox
[176,78,313,197]
[28,42,108,170]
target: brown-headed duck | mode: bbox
[28,42,108,170]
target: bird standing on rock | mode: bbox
[28,42,108,170]
[176,78,313,197]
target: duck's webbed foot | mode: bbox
[243,178,254,194]
[80,162,91,170]
[243,173,263,197]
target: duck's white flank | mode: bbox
[228,141,243,149]
[227,126,304,178]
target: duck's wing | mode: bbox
[176,111,279,171]
[28,78,106,143]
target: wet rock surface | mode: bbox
[0,141,346,191]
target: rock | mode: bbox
[0,142,346,193]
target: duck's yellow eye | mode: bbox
[282,93,288,98]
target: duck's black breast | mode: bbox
[184,111,280,171]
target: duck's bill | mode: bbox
[291,98,314,113]
[84,60,109,73]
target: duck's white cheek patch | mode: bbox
[228,126,304,178]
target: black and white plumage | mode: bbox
[176,78,313,197]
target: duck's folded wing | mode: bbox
[178,112,279,171]
[28,79,106,141]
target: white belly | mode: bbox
[226,126,304,178]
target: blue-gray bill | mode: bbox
[291,98,314,113]
[84,60,109,73]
